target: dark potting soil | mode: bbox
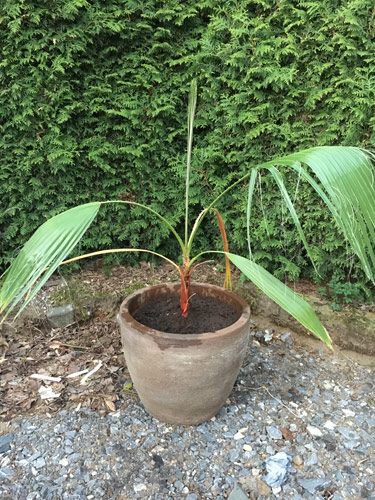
[133,294,241,334]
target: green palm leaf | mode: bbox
[257,147,375,282]
[0,199,182,321]
[267,165,317,272]
[0,203,101,320]
[227,253,332,347]
[185,78,198,247]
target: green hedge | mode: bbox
[1,0,375,290]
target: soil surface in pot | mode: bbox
[133,293,241,334]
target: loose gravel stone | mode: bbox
[297,477,331,494]
[0,466,14,479]
[0,335,374,499]
[337,427,360,440]
[306,425,323,437]
[306,452,319,466]
[228,484,248,499]
[266,426,282,440]
[0,434,13,454]
[34,457,46,469]
[264,452,291,488]
[293,455,303,466]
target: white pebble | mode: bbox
[307,425,323,437]
[264,332,273,342]
[134,483,147,492]
[342,409,355,417]
[234,432,245,440]
[323,420,336,430]
[243,444,253,451]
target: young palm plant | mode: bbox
[1,80,375,349]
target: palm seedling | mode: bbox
[2,80,375,349]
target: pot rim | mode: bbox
[119,282,250,341]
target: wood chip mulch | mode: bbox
[0,313,140,421]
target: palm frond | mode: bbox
[227,253,332,346]
[253,147,375,281]
[185,78,198,247]
[267,165,317,273]
[0,203,100,320]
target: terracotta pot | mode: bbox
[118,282,250,425]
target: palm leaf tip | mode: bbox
[266,146,375,283]
[0,202,101,320]
[226,253,332,348]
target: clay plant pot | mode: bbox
[118,282,251,425]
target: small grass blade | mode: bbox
[246,169,257,259]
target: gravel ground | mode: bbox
[1,330,374,500]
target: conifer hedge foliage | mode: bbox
[1,0,375,287]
